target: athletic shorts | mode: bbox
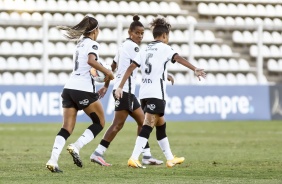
[112,90,140,112]
[61,88,99,110]
[140,98,166,117]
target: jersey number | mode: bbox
[74,50,79,71]
[145,53,153,74]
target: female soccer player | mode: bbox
[67,15,169,167]
[115,17,206,168]
[45,15,114,172]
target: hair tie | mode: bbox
[87,24,99,33]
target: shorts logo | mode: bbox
[134,47,139,52]
[92,45,98,50]
[115,100,120,107]
[147,104,156,110]
[79,99,89,106]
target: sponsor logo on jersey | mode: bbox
[134,47,139,52]
[92,45,98,50]
[142,78,152,83]
[146,45,157,51]
[115,100,120,107]
[79,99,89,106]
[147,104,156,110]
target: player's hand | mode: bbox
[104,70,115,82]
[98,86,108,99]
[167,74,174,85]
[115,87,123,100]
[194,68,206,81]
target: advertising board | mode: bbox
[0,85,271,123]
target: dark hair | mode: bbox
[57,15,98,40]
[150,17,171,38]
[129,15,144,31]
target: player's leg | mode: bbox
[130,105,163,165]
[128,112,158,168]
[92,90,134,166]
[91,110,128,166]
[68,99,106,165]
[46,107,77,173]
[66,91,104,167]
[156,117,185,168]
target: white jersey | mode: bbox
[64,37,100,93]
[113,38,139,94]
[134,41,177,100]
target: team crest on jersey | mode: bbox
[134,47,139,52]
[115,100,120,107]
[79,99,89,106]
[92,45,98,50]
[147,104,156,110]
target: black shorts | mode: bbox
[113,90,140,112]
[61,88,99,110]
[140,98,166,117]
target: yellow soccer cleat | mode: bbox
[166,156,185,168]
[128,158,146,168]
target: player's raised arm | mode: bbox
[173,54,206,81]
[115,62,138,99]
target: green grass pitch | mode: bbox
[0,121,282,184]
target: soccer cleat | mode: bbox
[166,156,185,168]
[90,151,111,166]
[46,160,63,173]
[128,158,146,168]
[142,156,163,165]
[67,144,83,167]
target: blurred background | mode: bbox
[0,0,281,122]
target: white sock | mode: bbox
[158,137,174,160]
[131,136,148,160]
[142,148,152,157]
[95,144,107,155]
[74,129,94,150]
[50,135,66,163]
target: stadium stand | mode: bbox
[0,0,281,85]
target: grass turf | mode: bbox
[0,121,281,184]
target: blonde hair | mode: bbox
[57,15,98,40]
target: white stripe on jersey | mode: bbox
[113,38,140,94]
[64,37,100,93]
[134,41,177,100]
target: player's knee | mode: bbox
[90,112,104,126]
[156,123,167,140]
[112,122,124,132]
[57,128,70,140]
[87,112,104,137]
[139,125,153,139]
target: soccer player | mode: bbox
[45,15,114,173]
[115,16,206,168]
[67,15,169,167]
